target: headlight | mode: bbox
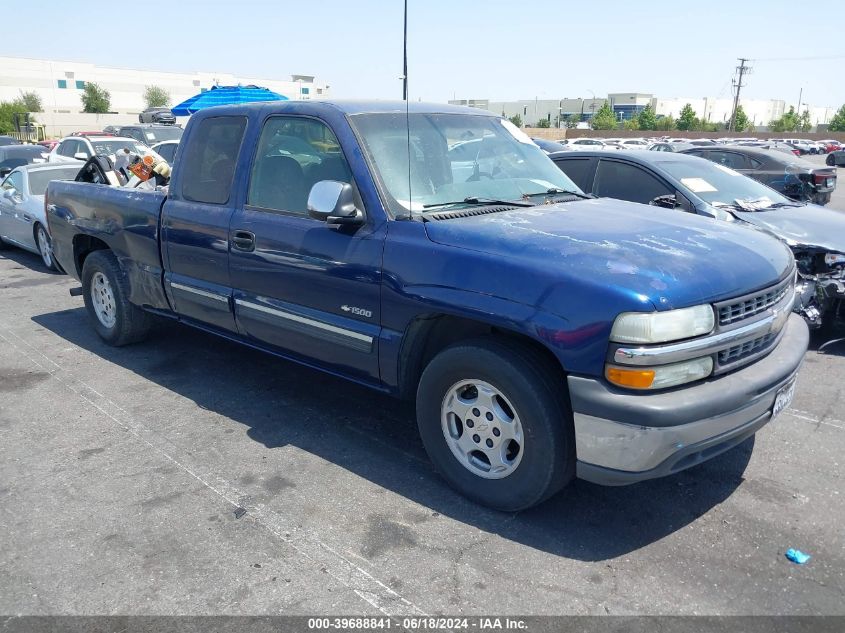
[824,253,845,267]
[610,304,715,344]
[606,357,714,390]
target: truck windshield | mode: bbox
[350,113,582,215]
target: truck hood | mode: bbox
[733,203,845,253]
[423,198,794,310]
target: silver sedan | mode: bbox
[0,163,81,270]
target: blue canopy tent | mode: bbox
[171,85,288,116]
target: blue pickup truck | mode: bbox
[47,101,809,510]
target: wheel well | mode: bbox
[73,235,110,277]
[397,314,567,400]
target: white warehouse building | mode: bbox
[0,56,330,116]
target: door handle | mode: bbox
[231,230,255,252]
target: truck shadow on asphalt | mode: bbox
[34,308,758,562]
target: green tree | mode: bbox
[19,91,43,112]
[654,115,675,131]
[591,101,617,130]
[768,106,801,133]
[677,103,697,131]
[562,113,581,129]
[81,83,111,113]
[623,117,640,131]
[828,104,845,132]
[637,104,656,130]
[508,114,523,127]
[799,109,812,132]
[534,118,550,128]
[731,105,752,132]
[0,98,29,134]
[143,85,170,109]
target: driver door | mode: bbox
[0,171,28,246]
[228,115,384,383]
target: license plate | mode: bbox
[772,378,796,419]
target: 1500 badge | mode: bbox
[341,305,373,318]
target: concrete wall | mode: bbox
[523,127,845,142]
[28,112,190,138]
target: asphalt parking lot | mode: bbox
[1,170,844,616]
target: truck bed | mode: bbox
[47,181,170,310]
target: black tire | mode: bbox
[81,250,150,346]
[416,337,575,511]
[34,223,58,272]
[827,154,836,166]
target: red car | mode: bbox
[37,139,59,151]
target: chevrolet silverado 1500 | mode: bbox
[47,101,809,510]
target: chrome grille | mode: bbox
[718,333,776,366]
[717,278,791,326]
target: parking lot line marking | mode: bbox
[0,326,428,618]
[785,408,845,431]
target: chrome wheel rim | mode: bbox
[441,379,524,479]
[37,226,53,268]
[91,272,117,329]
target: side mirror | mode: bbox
[307,180,363,226]
[74,152,89,161]
[2,189,14,199]
[649,194,678,209]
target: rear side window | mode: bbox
[180,116,247,205]
[594,160,672,204]
[553,158,592,191]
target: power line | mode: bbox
[728,57,750,132]
[752,54,845,62]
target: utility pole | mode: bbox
[728,57,750,132]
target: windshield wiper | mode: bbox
[423,196,535,210]
[523,187,592,200]
[767,201,805,209]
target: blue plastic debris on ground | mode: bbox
[785,548,812,564]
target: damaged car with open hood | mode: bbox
[550,149,845,328]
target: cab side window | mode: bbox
[594,160,672,205]
[180,116,247,205]
[247,116,352,215]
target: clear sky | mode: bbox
[5,0,845,107]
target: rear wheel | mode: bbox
[34,224,57,271]
[416,337,574,511]
[82,250,150,346]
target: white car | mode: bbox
[150,140,179,164]
[618,139,650,149]
[0,163,82,269]
[48,136,148,163]
[567,138,608,149]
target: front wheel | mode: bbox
[81,250,150,346]
[827,154,836,166]
[416,338,575,511]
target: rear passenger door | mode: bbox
[228,115,385,383]
[161,115,248,333]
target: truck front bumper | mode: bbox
[569,313,809,486]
